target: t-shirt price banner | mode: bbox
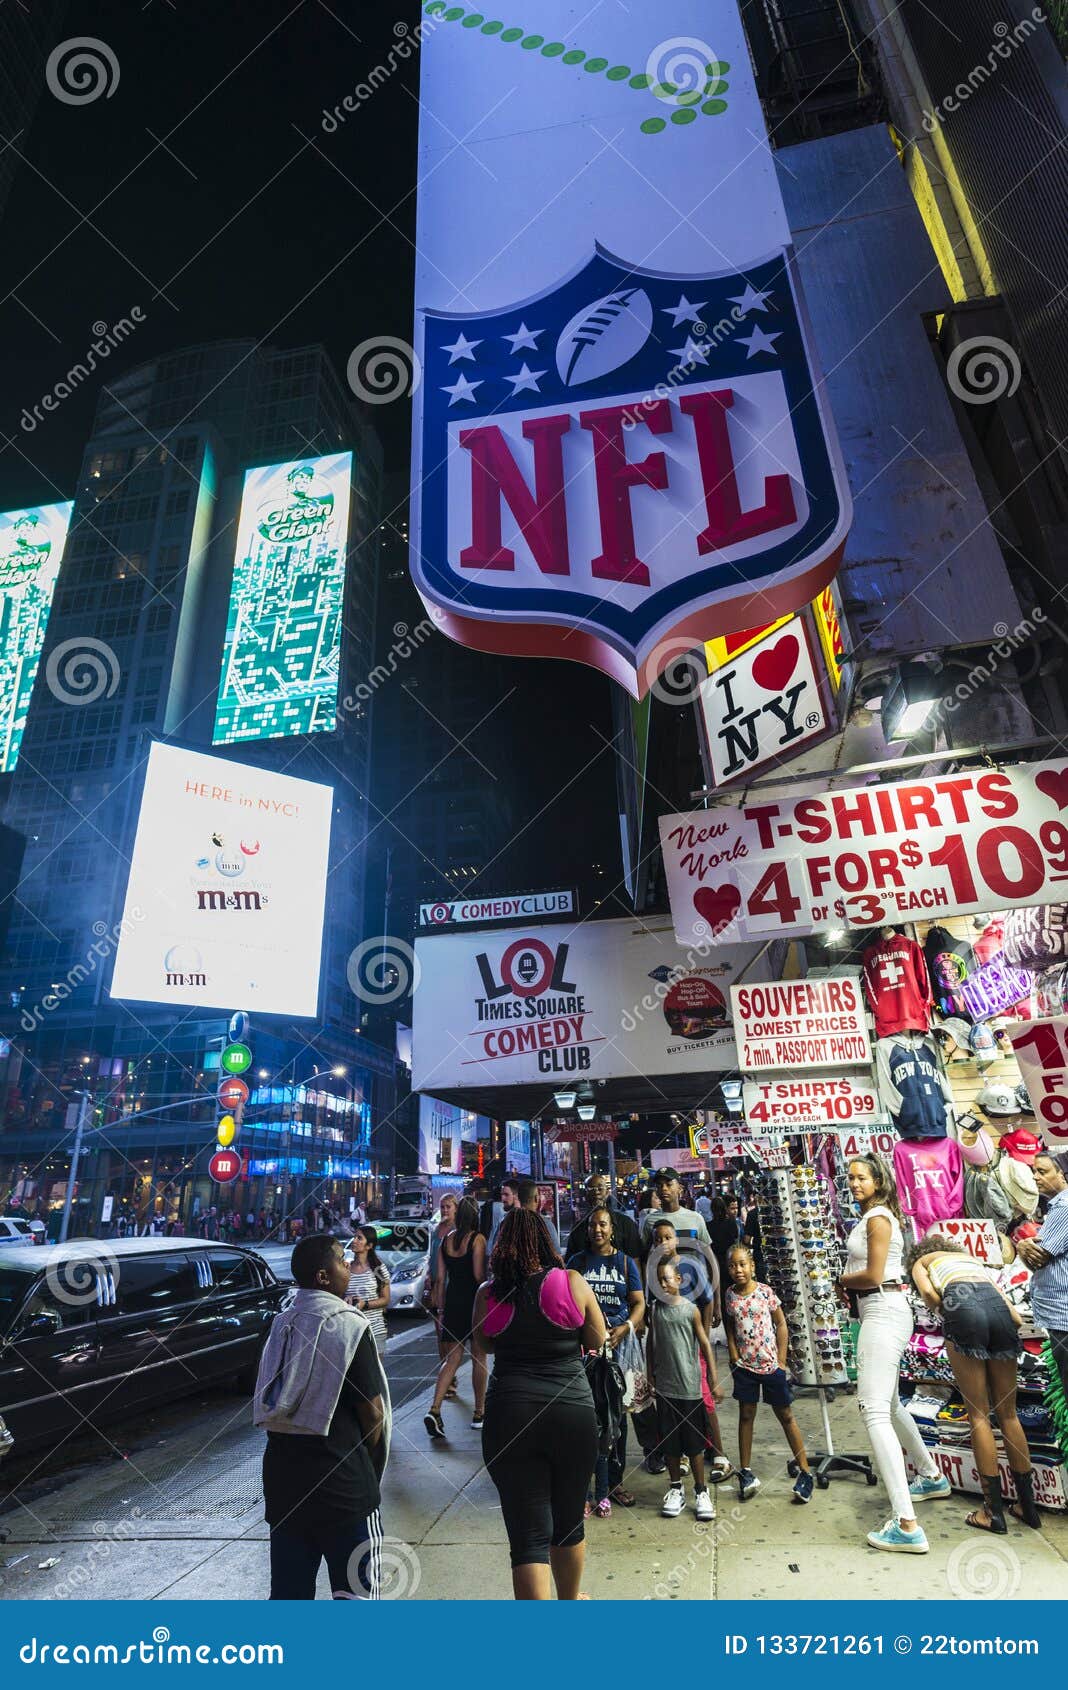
[938,1217,1003,1265]
[1006,1016,1068,1149]
[660,760,1068,945]
[742,1075,881,1132]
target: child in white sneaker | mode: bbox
[724,1244,815,1505]
[648,1257,724,1521]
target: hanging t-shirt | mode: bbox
[876,1036,951,1138]
[924,925,974,1019]
[893,1137,965,1232]
[862,932,933,1038]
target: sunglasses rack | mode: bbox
[754,1164,849,1388]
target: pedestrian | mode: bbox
[566,1173,642,1260]
[486,1178,520,1254]
[254,1233,389,1599]
[724,1242,814,1505]
[352,1197,366,1226]
[647,1254,723,1521]
[646,1217,730,1480]
[425,1193,460,1401]
[566,1204,645,1513]
[908,1234,1038,1530]
[346,1226,391,1355]
[838,1155,945,1553]
[695,1187,713,1224]
[424,1196,487,1436]
[639,1170,712,1250]
[1016,1153,1068,1407]
[518,1180,561,1253]
[473,1208,606,1599]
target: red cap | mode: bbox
[999,1128,1042,1165]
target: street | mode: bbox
[3,1313,1068,1602]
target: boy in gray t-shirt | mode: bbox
[648,1258,724,1522]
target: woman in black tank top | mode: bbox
[424,1197,487,1437]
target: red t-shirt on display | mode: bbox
[862,933,933,1038]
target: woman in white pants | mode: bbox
[839,1157,948,1553]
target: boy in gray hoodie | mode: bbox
[254,1234,390,1598]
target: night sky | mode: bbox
[0,0,624,908]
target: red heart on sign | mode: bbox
[1036,768,1068,811]
[751,634,800,693]
[694,884,741,936]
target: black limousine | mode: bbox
[0,1237,286,1464]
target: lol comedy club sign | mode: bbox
[410,2,851,698]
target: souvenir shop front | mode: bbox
[660,756,1068,1511]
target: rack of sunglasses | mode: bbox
[754,1165,849,1387]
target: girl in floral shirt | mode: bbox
[724,1243,814,1506]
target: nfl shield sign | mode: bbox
[411,1,851,699]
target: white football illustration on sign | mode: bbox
[556,288,653,386]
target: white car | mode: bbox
[0,1218,42,1247]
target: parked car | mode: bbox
[0,1217,41,1248]
[0,1237,285,1466]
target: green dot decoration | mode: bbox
[421,4,730,134]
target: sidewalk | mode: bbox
[2,1368,1066,1600]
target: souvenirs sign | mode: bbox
[730,976,870,1071]
[410,1,850,697]
[661,760,1068,946]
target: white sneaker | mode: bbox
[694,1489,716,1522]
[661,1485,685,1517]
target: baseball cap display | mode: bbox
[998,1126,1042,1165]
[967,1021,998,1063]
[977,1081,1022,1116]
[1014,1082,1034,1114]
[933,1017,972,1060]
[995,1153,1040,1218]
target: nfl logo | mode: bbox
[411,250,851,698]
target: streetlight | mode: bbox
[58,1089,211,1243]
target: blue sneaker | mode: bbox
[909,1473,951,1502]
[793,1470,815,1504]
[867,1518,929,1554]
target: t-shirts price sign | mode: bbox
[742,1075,881,1133]
[1006,1017,1068,1149]
[660,760,1068,945]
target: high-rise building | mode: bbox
[0,341,397,1237]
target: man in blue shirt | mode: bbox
[1017,1152,1068,1403]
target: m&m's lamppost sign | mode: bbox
[212,1013,251,1184]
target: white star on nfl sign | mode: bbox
[506,363,546,395]
[441,331,482,364]
[503,322,543,353]
[670,336,710,367]
[663,294,707,328]
[737,325,782,359]
[442,372,483,405]
[728,284,773,316]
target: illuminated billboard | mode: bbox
[109,742,333,1017]
[212,451,352,745]
[0,500,75,771]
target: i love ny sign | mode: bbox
[698,613,831,787]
